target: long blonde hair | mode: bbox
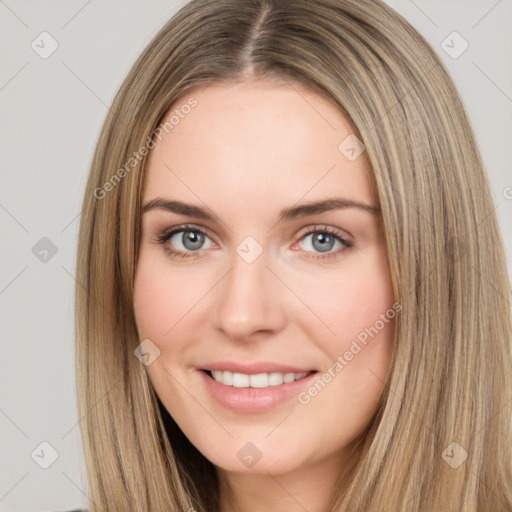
[75,0,512,510]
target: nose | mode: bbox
[212,246,287,342]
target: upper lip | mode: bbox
[198,361,317,374]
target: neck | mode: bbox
[216,448,353,512]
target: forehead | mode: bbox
[142,81,375,216]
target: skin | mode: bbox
[133,81,396,512]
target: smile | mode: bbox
[198,368,319,413]
[206,370,314,388]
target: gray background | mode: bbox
[0,1,510,510]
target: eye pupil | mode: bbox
[182,231,204,250]
[312,233,334,253]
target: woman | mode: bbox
[74,0,512,510]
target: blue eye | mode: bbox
[156,225,213,259]
[155,224,353,261]
[302,231,342,253]
[298,226,353,260]
[169,229,213,252]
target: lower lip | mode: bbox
[197,370,318,413]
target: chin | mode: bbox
[198,437,310,476]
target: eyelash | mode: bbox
[153,224,353,261]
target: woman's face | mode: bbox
[133,81,396,477]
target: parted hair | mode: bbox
[74,0,512,510]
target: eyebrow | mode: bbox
[142,197,381,221]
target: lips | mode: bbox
[198,361,316,374]
[196,361,317,413]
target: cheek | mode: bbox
[293,249,395,350]
[133,255,206,341]
[133,258,205,405]
[294,251,395,420]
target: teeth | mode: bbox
[232,372,249,387]
[209,370,309,388]
[249,373,268,388]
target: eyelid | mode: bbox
[291,224,353,257]
[155,223,350,244]
[154,222,353,260]
[156,223,217,244]
[295,223,353,243]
